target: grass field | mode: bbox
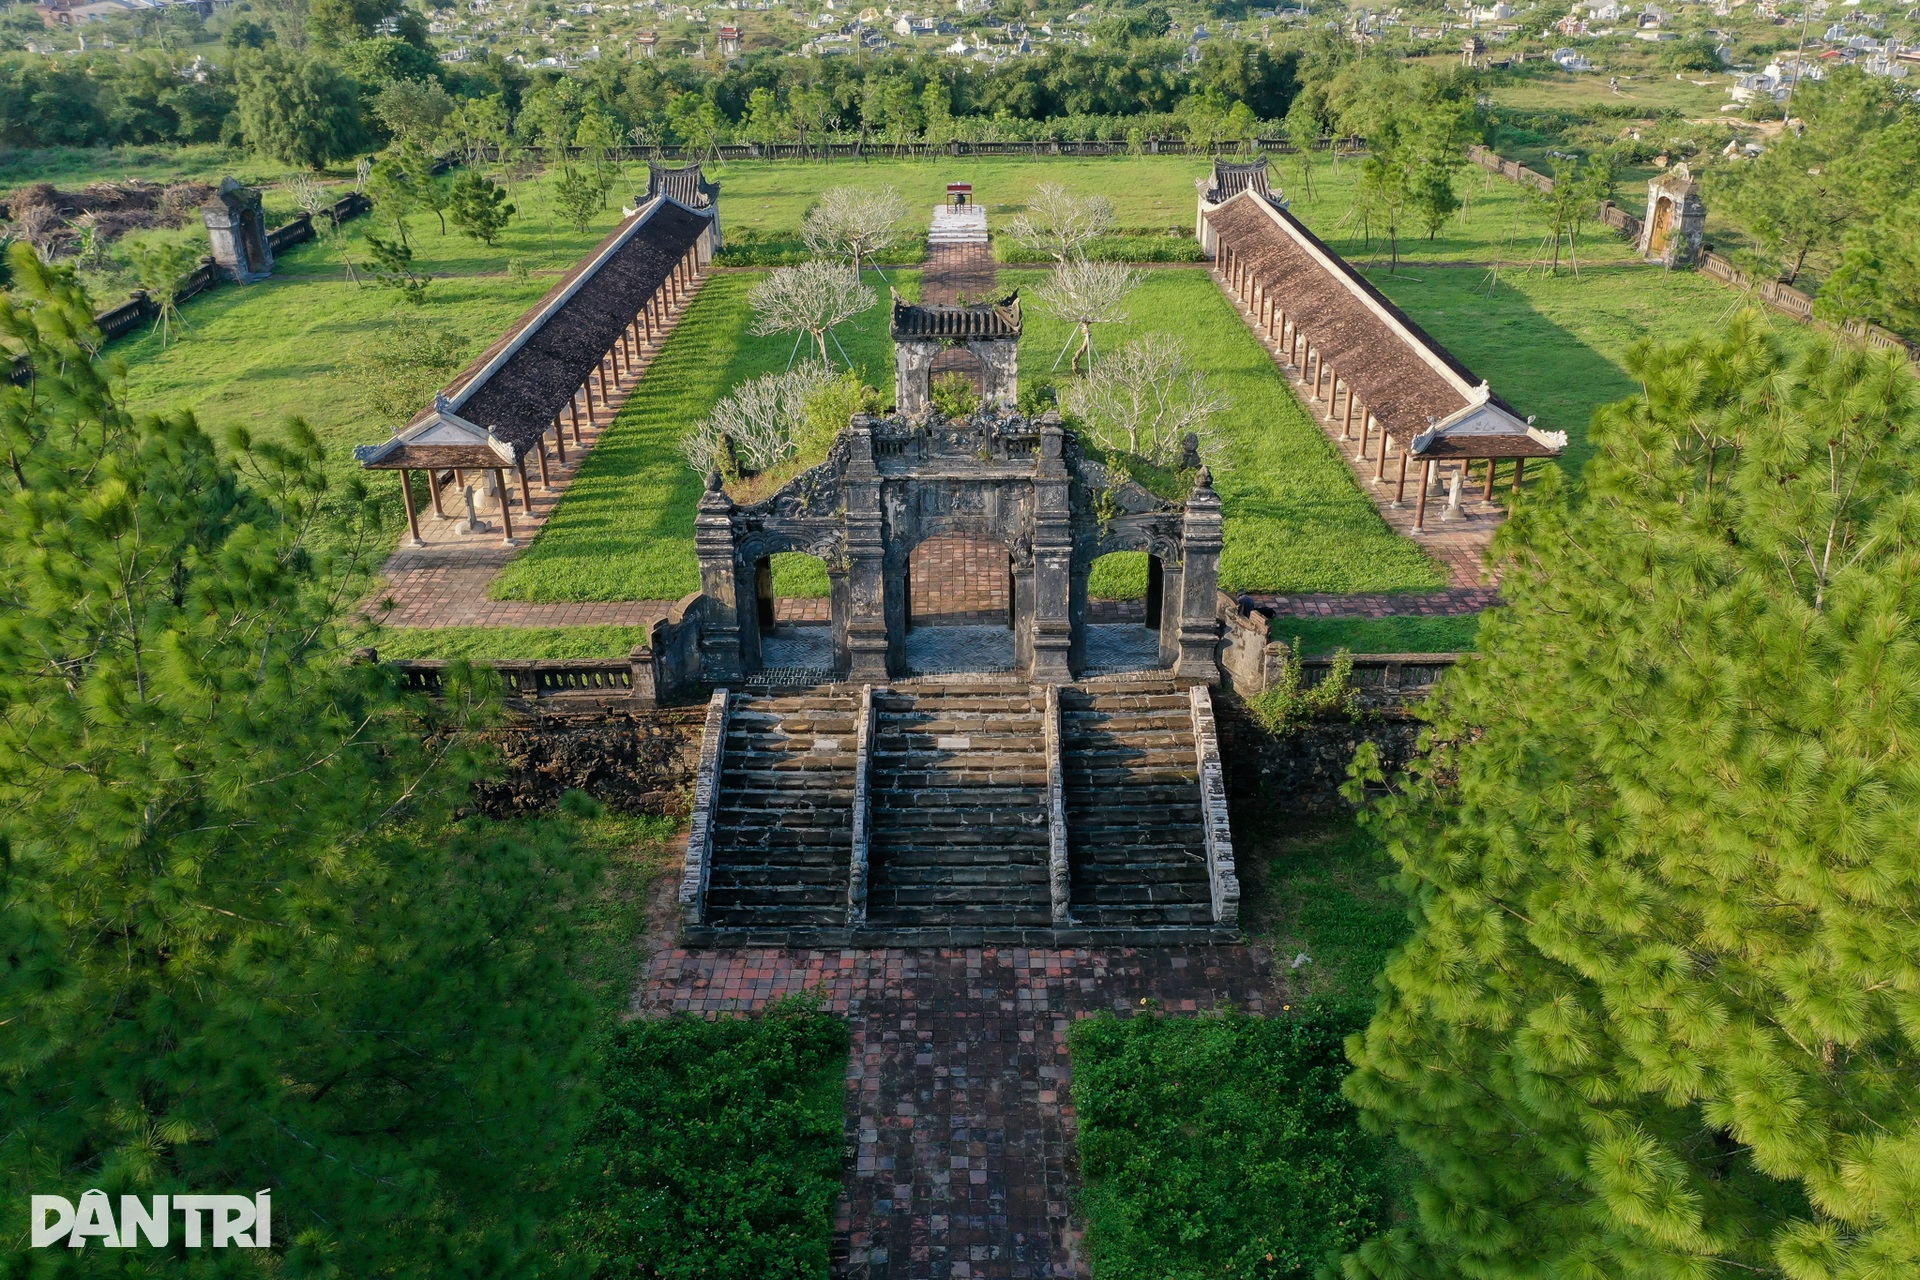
[1240,816,1413,1003]
[1278,614,1483,655]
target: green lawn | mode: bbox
[1006,267,1447,595]
[1239,816,1413,1004]
[1277,614,1483,656]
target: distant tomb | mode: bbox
[1638,165,1706,266]
[202,177,272,282]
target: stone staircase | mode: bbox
[702,690,859,929]
[1060,689,1214,927]
[865,686,1053,928]
[683,677,1236,945]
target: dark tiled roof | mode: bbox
[419,199,709,456]
[1205,194,1530,444]
[890,291,1022,340]
[359,443,513,470]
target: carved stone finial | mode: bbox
[1195,465,1214,490]
[706,469,724,492]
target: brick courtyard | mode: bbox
[639,944,1275,1280]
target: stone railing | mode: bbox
[678,688,731,928]
[1216,593,1462,706]
[384,592,705,711]
[1188,685,1240,926]
[476,136,1360,165]
[1043,683,1071,926]
[846,683,877,926]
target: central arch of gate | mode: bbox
[693,410,1223,682]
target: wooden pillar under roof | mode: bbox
[1375,431,1390,482]
[1513,458,1526,491]
[536,439,551,489]
[1414,459,1434,531]
[516,455,535,513]
[1394,448,1410,508]
[493,468,515,544]
[1483,458,1497,500]
[428,469,447,519]
[399,469,423,547]
[551,418,567,466]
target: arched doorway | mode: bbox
[1079,551,1170,676]
[902,532,1016,675]
[1647,196,1674,257]
[755,551,841,682]
[929,346,988,404]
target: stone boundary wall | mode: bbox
[1467,145,1920,360]
[14,192,375,379]
[481,136,1367,164]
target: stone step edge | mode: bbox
[680,923,1243,948]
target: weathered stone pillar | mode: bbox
[1012,558,1037,673]
[1029,417,1074,682]
[973,338,1019,411]
[894,342,940,419]
[1173,468,1223,681]
[694,472,746,682]
[842,418,891,680]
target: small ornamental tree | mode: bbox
[800,185,909,276]
[748,259,876,364]
[1060,334,1223,466]
[1033,258,1141,374]
[1005,182,1116,264]
[1341,315,1920,1280]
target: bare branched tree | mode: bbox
[749,260,877,363]
[1033,259,1142,374]
[1004,183,1116,263]
[1060,335,1225,467]
[682,360,837,477]
[801,185,910,274]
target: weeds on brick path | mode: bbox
[551,995,848,1280]
[1068,1006,1391,1280]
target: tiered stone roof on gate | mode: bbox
[889,290,1023,341]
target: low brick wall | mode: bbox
[1215,697,1430,817]
[468,704,707,817]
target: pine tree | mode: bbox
[449,168,515,247]
[0,245,605,1275]
[1340,313,1920,1280]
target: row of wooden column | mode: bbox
[1217,237,1529,534]
[398,244,706,547]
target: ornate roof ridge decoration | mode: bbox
[647,161,720,211]
[888,289,1023,341]
[353,397,517,470]
[1197,156,1273,205]
[1204,189,1562,457]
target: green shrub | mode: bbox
[1069,1007,1389,1280]
[930,368,980,417]
[554,1000,848,1279]
[1248,642,1358,733]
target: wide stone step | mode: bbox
[868,884,1052,909]
[871,862,1048,886]
[874,845,1050,866]
[710,863,847,887]
[1070,903,1215,927]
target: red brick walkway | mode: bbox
[640,945,1274,1280]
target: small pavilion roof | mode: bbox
[890,290,1022,341]
[1197,157,1272,205]
[356,196,710,468]
[1204,191,1566,457]
[647,161,719,210]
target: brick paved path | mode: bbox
[640,945,1274,1280]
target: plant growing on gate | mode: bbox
[748,260,876,365]
[1004,182,1115,263]
[681,360,838,479]
[929,371,980,418]
[1033,258,1141,373]
[1059,335,1224,468]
